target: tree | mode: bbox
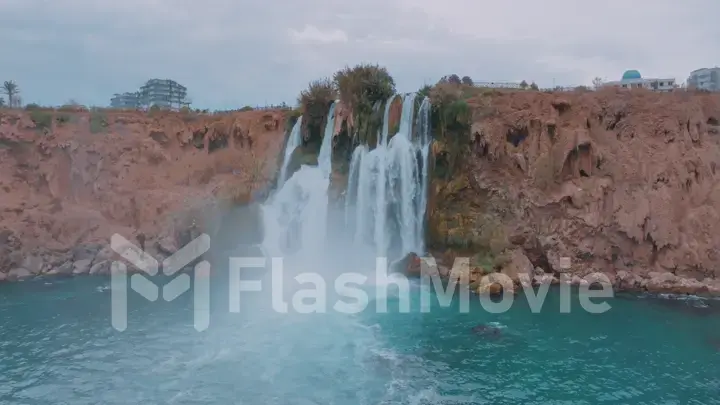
[592,77,604,90]
[530,82,539,91]
[519,80,528,89]
[447,74,461,85]
[0,97,4,107]
[2,81,19,107]
[333,64,395,112]
[461,75,473,86]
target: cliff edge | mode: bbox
[429,87,720,295]
[0,108,286,280]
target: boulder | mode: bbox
[22,255,44,275]
[8,268,32,281]
[500,249,534,282]
[398,252,421,277]
[94,246,116,262]
[475,272,514,295]
[645,272,708,295]
[89,260,110,275]
[73,259,93,275]
[56,261,74,275]
[533,274,556,285]
[72,244,101,261]
[155,236,178,256]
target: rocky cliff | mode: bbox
[0,107,286,281]
[428,87,720,295]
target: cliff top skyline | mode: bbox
[2,0,719,110]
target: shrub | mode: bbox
[333,64,395,112]
[461,76,473,86]
[298,78,336,118]
[25,103,41,110]
[417,84,432,99]
[240,105,254,112]
[90,111,108,133]
[298,78,336,143]
[55,114,71,125]
[429,83,473,178]
[520,80,528,89]
[29,110,52,131]
[530,82,539,91]
[440,74,462,85]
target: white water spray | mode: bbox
[343,93,432,262]
[277,116,303,188]
[317,102,337,178]
[263,94,431,272]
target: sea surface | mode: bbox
[1,275,719,405]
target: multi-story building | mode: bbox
[110,79,190,110]
[110,92,140,109]
[687,67,720,91]
[603,70,676,92]
[138,79,189,109]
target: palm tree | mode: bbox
[3,81,19,107]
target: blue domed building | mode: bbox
[603,69,676,92]
[622,70,642,80]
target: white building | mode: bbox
[687,67,720,91]
[603,70,676,92]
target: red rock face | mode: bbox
[430,87,720,295]
[0,108,287,278]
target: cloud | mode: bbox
[289,25,348,45]
[1,0,719,109]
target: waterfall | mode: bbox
[373,98,393,256]
[277,116,303,188]
[317,101,337,178]
[262,102,336,259]
[415,97,431,253]
[345,144,367,238]
[343,93,431,262]
[262,94,431,269]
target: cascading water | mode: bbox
[262,101,337,262]
[263,94,431,272]
[415,97,431,253]
[317,102,337,178]
[343,93,432,263]
[277,116,303,188]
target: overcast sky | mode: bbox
[2,0,718,110]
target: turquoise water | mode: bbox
[1,275,719,404]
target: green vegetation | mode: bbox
[333,64,395,147]
[298,78,336,149]
[55,113,72,125]
[333,64,395,112]
[29,110,53,131]
[2,80,19,108]
[285,107,303,132]
[429,83,473,178]
[89,110,108,134]
[417,84,431,99]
